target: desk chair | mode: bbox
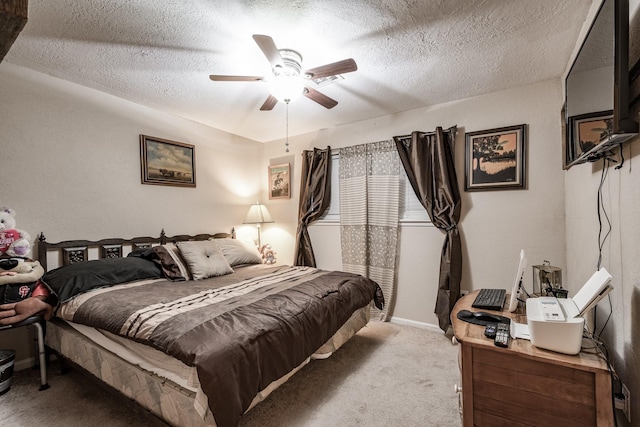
[0,316,49,390]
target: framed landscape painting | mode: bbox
[464,124,526,191]
[140,135,196,187]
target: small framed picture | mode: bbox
[140,135,196,187]
[464,124,526,191]
[567,110,613,162]
[268,163,290,199]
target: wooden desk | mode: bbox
[451,291,613,427]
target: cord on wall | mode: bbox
[596,158,613,270]
[593,158,614,339]
[615,146,624,169]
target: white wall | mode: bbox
[0,63,264,367]
[0,63,265,242]
[263,79,567,328]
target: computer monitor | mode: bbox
[508,249,527,312]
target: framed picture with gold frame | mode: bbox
[140,135,196,187]
[268,163,290,199]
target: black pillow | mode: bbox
[42,257,162,303]
[127,247,157,260]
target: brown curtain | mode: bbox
[293,147,332,267]
[393,126,461,332]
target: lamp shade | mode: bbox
[243,203,274,224]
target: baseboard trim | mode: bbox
[14,356,36,371]
[389,316,442,333]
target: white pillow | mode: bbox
[176,240,233,280]
[213,238,263,266]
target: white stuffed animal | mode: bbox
[0,207,32,259]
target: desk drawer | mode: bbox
[471,347,597,427]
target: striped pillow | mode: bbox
[152,243,191,281]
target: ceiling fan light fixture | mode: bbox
[209,35,356,111]
[277,49,302,75]
[269,49,304,103]
[269,75,304,103]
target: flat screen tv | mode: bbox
[564,0,638,168]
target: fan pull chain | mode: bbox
[285,101,290,153]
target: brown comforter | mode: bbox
[57,264,383,427]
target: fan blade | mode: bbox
[209,75,264,82]
[252,34,284,68]
[304,58,357,80]
[260,95,278,111]
[303,87,338,109]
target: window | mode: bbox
[318,154,431,223]
[318,154,341,222]
[399,176,431,223]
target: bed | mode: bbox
[37,230,383,427]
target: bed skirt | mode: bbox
[45,304,371,427]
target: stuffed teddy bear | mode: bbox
[260,244,277,265]
[0,207,32,259]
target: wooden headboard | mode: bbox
[37,228,236,271]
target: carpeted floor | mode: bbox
[1,321,461,427]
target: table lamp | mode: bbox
[243,202,274,248]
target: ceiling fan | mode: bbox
[209,34,357,111]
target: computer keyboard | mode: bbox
[471,288,506,311]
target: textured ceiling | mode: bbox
[5,0,594,142]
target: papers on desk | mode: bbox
[510,321,530,340]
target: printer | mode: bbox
[525,268,612,355]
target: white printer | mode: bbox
[525,268,612,355]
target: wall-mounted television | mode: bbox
[564,0,638,168]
